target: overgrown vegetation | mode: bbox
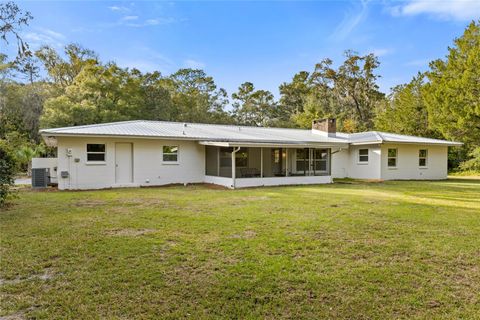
[1,181,479,318]
[0,140,16,206]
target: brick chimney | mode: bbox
[312,118,336,137]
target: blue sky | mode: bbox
[13,1,480,96]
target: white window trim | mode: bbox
[419,149,428,169]
[357,148,369,164]
[86,143,106,163]
[387,148,398,169]
[162,145,179,164]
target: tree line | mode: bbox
[1,2,479,178]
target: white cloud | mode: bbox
[184,59,206,69]
[126,17,177,27]
[122,15,139,21]
[23,27,66,49]
[404,58,432,67]
[108,6,130,13]
[370,48,394,57]
[330,0,369,41]
[116,47,174,73]
[389,0,480,21]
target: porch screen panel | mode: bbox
[219,147,232,177]
[205,146,218,176]
[296,148,309,175]
[313,149,328,173]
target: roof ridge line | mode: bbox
[40,120,143,132]
[136,120,313,132]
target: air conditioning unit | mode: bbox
[32,168,51,188]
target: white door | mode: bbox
[115,143,133,184]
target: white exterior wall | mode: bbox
[235,175,332,188]
[53,136,449,190]
[56,137,205,190]
[380,144,448,180]
[345,144,382,180]
[331,148,349,178]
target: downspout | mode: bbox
[231,147,241,189]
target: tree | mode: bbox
[36,43,98,88]
[232,82,277,126]
[279,71,311,115]
[165,69,231,124]
[459,147,480,171]
[41,62,174,127]
[0,140,16,207]
[282,51,384,132]
[311,51,384,131]
[0,81,49,143]
[16,144,45,175]
[423,20,480,150]
[375,73,439,137]
[0,1,33,60]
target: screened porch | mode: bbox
[203,145,332,188]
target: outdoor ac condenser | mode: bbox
[32,168,50,188]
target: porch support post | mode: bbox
[285,148,288,177]
[217,147,220,176]
[260,147,263,178]
[231,147,240,188]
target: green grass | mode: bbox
[1,179,480,319]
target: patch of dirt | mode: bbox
[229,230,257,239]
[74,199,107,208]
[104,228,157,237]
[0,268,56,286]
[117,198,169,206]
[202,183,229,190]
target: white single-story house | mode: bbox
[38,119,461,190]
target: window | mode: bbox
[87,144,105,162]
[163,146,178,162]
[419,149,428,167]
[358,149,369,163]
[387,148,397,167]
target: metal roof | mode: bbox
[40,120,462,146]
[337,131,462,146]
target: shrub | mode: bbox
[0,140,17,207]
[459,147,480,172]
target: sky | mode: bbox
[10,0,480,97]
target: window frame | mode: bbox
[162,145,179,164]
[387,148,397,168]
[86,143,106,163]
[358,148,369,164]
[419,149,428,168]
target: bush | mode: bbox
[459,147,480,172]
[0,140,17,207]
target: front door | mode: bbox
[115,143,133,184]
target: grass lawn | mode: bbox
[1,179,480,319]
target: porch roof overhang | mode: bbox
[198,140,349,148]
